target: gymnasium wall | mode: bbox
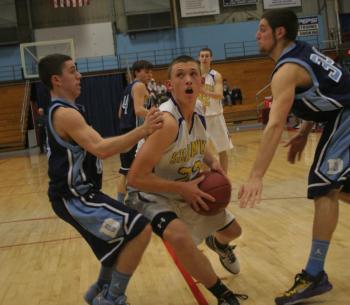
[0,15,326,70]
[152,57,274,105]
[116,16,326,61]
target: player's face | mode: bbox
[199,51,212,66]
[169,61,202,104]
[54,60,81,99]
[137,69,153,84]
[256,18,276,55]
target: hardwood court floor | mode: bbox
[0,129,349,305]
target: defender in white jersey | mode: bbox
[126,56,247,305]
[198,48,233,173]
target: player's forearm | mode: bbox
[202,89,223,100]
[298,120,313,137]
[135,106,148,118]
[249,122,285,179]
[94,126,147,159]
[203,149,216,168]
[128,172,184,194]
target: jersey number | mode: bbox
[121,95,129,115]
[177,160,202,181]
[310,47,342,82]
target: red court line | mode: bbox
[0,236,82,249]
[0,216,57,225]
[163,240,209,305]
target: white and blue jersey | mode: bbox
[274,41,350,198]
[47,99,102,201]
[273,40,350,122]
[119,80,139,131]
[47,99,149,266]
[119,80,151,131]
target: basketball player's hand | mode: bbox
[210,159,227,178]
[283,132,308,164]
[179,176,215,212]
[238,178,262,208]
[143,107,163,135]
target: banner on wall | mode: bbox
[223,0,257,7]
[263,0,301,9]
[180,0,220,18]
[298,16,319,36]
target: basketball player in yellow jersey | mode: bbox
[198,48,233,174]
[126,56,247,305]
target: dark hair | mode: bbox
[131,60,153,77]
[199,47,213,57]
[38,54,72,90]
[167,55,199,78]
[262,9,299,41]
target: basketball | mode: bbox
[196,171,232,216]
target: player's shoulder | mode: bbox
[158,100,180,125]
[210,69,221,76]
[210,69,222,82]
[274,60,306,78]
[132,81,147,92]
[52,105,84,127]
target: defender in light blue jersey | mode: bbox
[39,54,163,305]
[238,9,350,305]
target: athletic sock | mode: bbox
[106,270,131,301]
[214,237,228,250]
[305,239,330,277]
[97,265,113,288]
[208,278,229,298]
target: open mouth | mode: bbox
[185,88,193,94]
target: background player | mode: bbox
[198,47,233,173]
[39,54,162,305]
[126,55,246,305]
[238,9,350,305]
[116,60,153,203]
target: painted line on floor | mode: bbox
[0,236,81,249]
[163,240,209,305]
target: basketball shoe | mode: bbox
[84,283,103,305]
[205,235,240,274]
[218,291,248,305]
[274,270,333,305]
[92,286,129,305]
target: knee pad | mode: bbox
[151,212,178,237]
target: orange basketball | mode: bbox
[196,171,232,216]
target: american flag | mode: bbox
[52,0,90,8]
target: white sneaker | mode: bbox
[205,235,240,274]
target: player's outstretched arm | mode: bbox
[238,64,297,208]
[53,107,162,159]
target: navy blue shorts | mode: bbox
[308,108,350,199]
[118,127,137,176]
[119,144,137,176]
[51,191,149,267]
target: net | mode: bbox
[20,39,75,79]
